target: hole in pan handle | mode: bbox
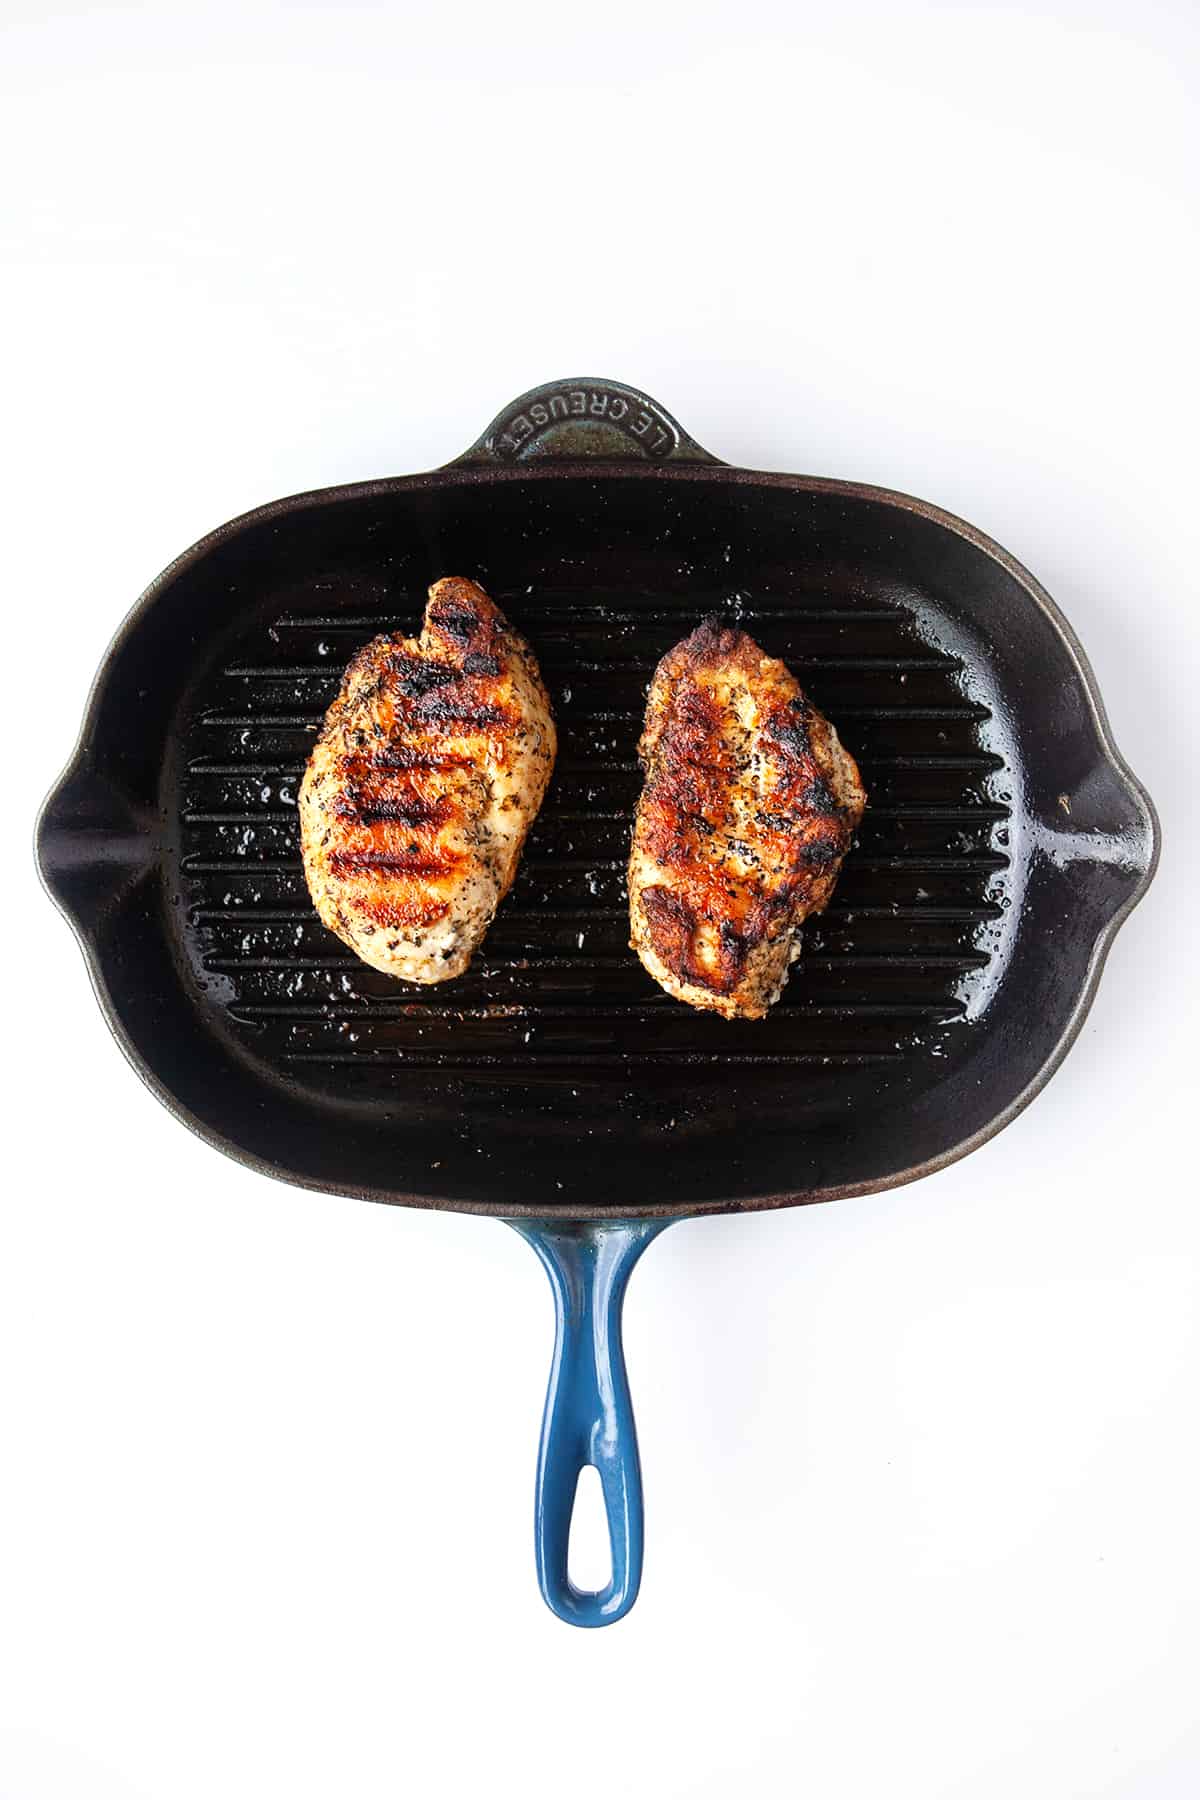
[508,1218,674,1627]
[450,376,721,469]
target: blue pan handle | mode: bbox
[508,1219,673,1627]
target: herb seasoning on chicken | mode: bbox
[629,618,866,1019]
[299,577,556,982]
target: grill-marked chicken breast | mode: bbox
[629,618,866,1019]
[299,577,555,982]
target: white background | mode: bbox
[3,3,1198,1796]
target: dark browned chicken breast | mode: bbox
[629,618,866,1019]
[299,577,555,982]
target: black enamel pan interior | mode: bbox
[37,378,1158,1624]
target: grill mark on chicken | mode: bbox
[328,849,460,878]
[629,617,866,1020]
[432,604,481,643]
[356,895,449,930]
[334,794,454,827]
[350,748,471,773]
[298,577,556,983]
[386,656,461,698]
[410,700,512,728]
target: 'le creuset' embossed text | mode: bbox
[488,383,679,460]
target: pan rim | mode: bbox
[36,458,1161,1220]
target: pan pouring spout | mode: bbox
[36,761,158,935]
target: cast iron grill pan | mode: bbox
[40,380,1156,1220]
[37,380,1158,1624]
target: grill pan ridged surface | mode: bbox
[181,587,1011,1081]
